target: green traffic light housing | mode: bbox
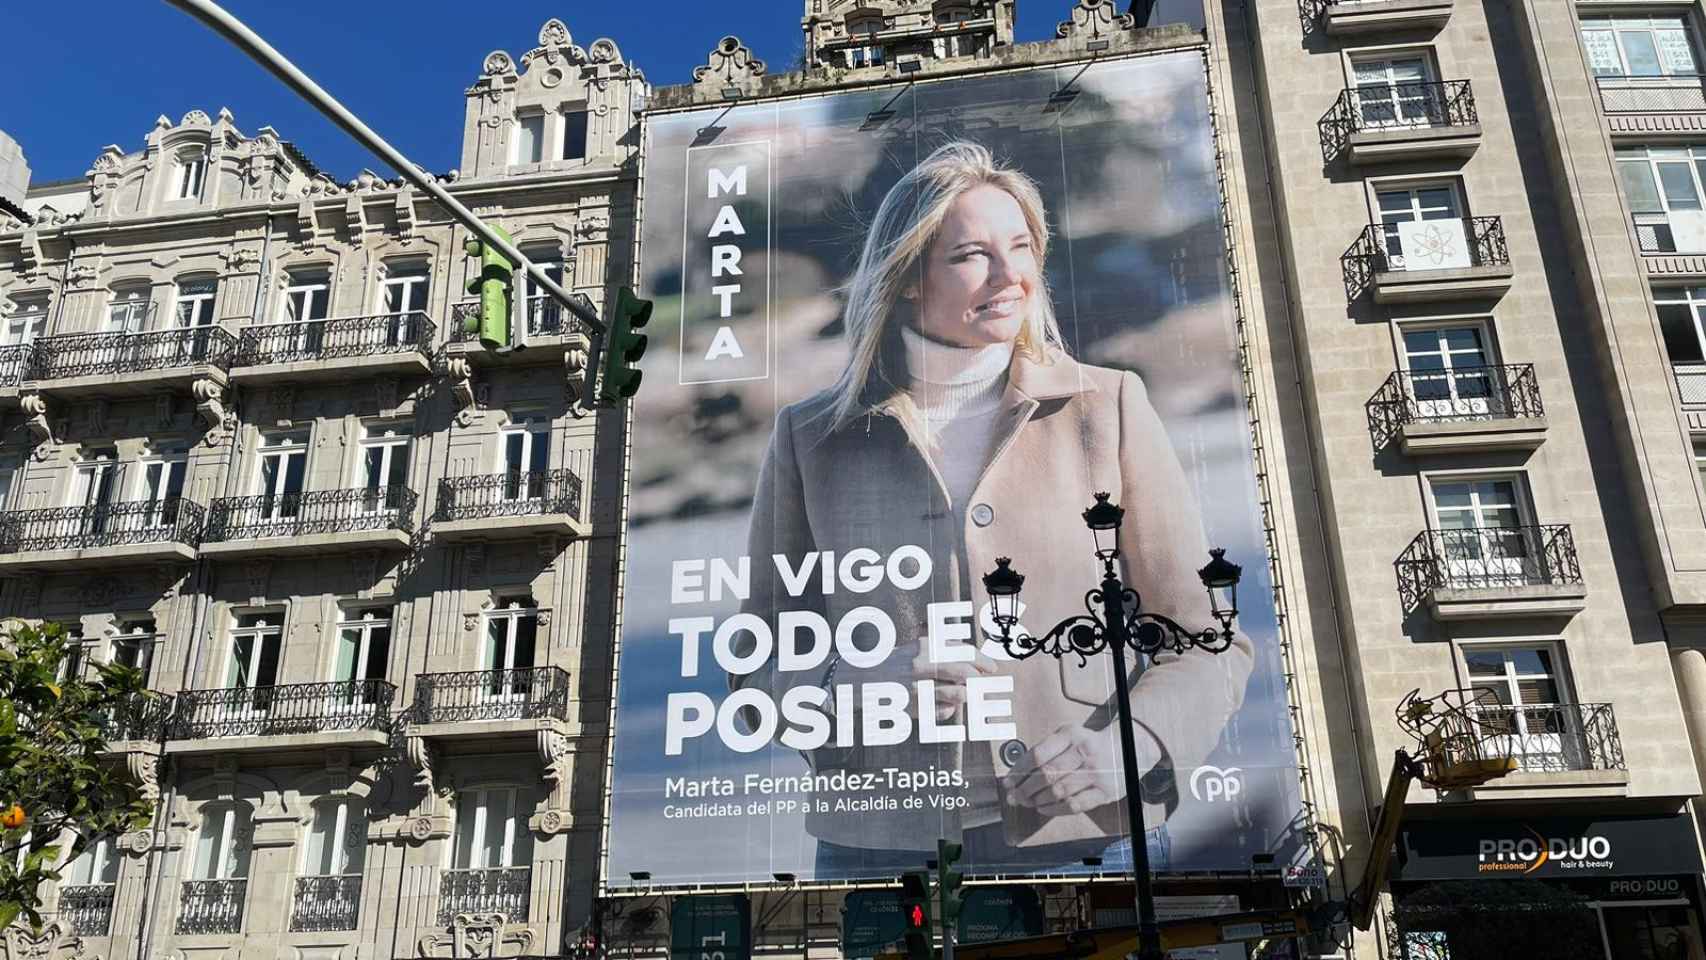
[899,870,932,960]
[598,286,653,404]
[464,225,516,351]
[936,838,965,924]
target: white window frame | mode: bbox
[110,618,160,684]
[255,433,308,521]
[513,112,546,166]
[1426,473,1538,584]
[332,607,391,709]
[377,266,429,346]
[483,599,539,703]
[1581,14,1701,79]
[69,450,119,509]
[520,257,565,336]
[0,465,14,513]
[357,425,410,513]
[63,835,119,888]
[3,294,47,346]
[191,803,252,881]
[136,448,187,529]
[1618,145,1706,253]
[499,420,551,501]
[451,787,532,870]
[223,611,283,698]
[173,278,218,328]
[105,286,151,334]
[1374,180,1466,268]
[1349,53,1440,129]
[172,151,207,202]
[1399,321,1502,419]
[560,109,589,162]
[1461,641,1581,771]
[280,273,330,324]
[302,797,367,878]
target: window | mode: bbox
[137,449,187,529]
[521,256,564,335]
[191,803,253,881]
[500,421,550,500]
[1402,324,1500,419]
[174,278,217,327]
[1376,183,1464,268]
[111,619,159,685]
[561,110,589,162]
[4,294,47,346]
[1618,145,1706,253]
[1655,285,1706,364]
[225,612,282,705]
[105,286,151,334]
[173,151,207,201]
[515,114,545,165]
[58,625,94,682]
[1464,643,1584,771]
[379,265,429,346]
[282,272,330,324]
[1351,55,1439,129]
[484,598,538,699]
[303,797,367,878]
[452,788,532,870]
[1582,15,1700,78]
[358,425,409,512]
[256,433,307,522]
[63,836,119,887]
[71,451,119,541]
[0,466,13,513]
[334,608,391,706]
[1429,476,1539,586]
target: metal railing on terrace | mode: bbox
[56,884,115,936]
[169,679,396,739]
[29,327,238,379]
[177,878,245,935]
[290,874,362,932]
[1596,74,1706,113]
[1470,702,1625,774]
[0,498,204,554]
[98,692,174,743]
[437,867,530,925]
[434,469,583,524]
[1365,364,1543,450]
[0,343,32,388]
[235,311,435,366]
[411,666,570,724]
[1341,216,1509,299]
[203,485,416,543]
[1396,524,1583,612]
[449,295,590,342]
[1318,79,1477,159]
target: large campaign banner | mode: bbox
[607,50,1302,888]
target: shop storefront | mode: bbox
[1391,810,1705,959]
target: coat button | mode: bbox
[999,739,1027,767]
[970,503,994,527]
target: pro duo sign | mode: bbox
[1478,829,1614,875]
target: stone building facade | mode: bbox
[5,0,1706,958]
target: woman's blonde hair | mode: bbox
[823,141,1064,435]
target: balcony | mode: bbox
[200,486,415,557]
[166,679,396,755]
[436,867,530,926]
[1342,217,1513,303]
[1396,524,1586,621]
[1597,75,1706,137]
[290,874,361,932]
[0,499,203,570]
[26,327,237,397]
[1631,215,1706,280]
[0,343,31,400]
[432,469,587,541]
[408,666,571,767]
[56,884,115,937]
[98,692,174,745]
[1319,80,1480,165]
[1365,364,1547,454]
[1468,702,1630,798]
[446,296,590,367]
[177,878,245,935]
[1316,0,1452,36]
[230,312,435,384]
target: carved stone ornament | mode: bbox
[1,921,85,960]
[126,752,161,802]
[482,51,516,76]
[21,392,53,460]
[448,357,480,427]
[538,730,569,784]
[588,38,622,65]
[1057,0,1136,39]
[693,36,766,89]
[408,815,436,843]
[407,735,439,799]
[418,913,536,959]
[119,829,154,856]
[64,263,99,289]
[193,377,235,446]
[539,18,572,51]
[538,809,565,834]
[181,109,213,126]
[242,559,271,603]
[220,245,263,272]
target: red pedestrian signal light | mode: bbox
[899,870,932,960]
[908,904,925,928]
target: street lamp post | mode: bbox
[981,492,1242,960]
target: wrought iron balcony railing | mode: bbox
[0,343,32,388]
[437,867,530,926]
[449,296,590,342]
[1319,79,1477,159]
[434,469,583,524]
[411,666,570,724]
[204,485,416,543]
[1596,74,1706,113]
[98,692,174,743]
[29,326,238,380]
[1471,702,1625,774]
[169,679,396,739]
[1365,364,1543,450]
[57,884,115,936]
[0,498,204,554]
[290,874,362,932]
[235,311,436,367]
[177,878,246,935]
[1396,524,1583,611]
[1341,216,1510,299]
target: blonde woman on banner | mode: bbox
[735,141,1253,876]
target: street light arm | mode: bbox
[160,0,605,336]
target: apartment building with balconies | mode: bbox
[0,17,640,960]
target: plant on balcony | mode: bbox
[0,622,154,931]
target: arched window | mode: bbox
[171,148,207,201]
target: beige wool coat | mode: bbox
[735,348,1254,851]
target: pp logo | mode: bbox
[1190,765,1243,803]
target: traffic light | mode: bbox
[899,870,932,960]
[464,225,516,351]
[598,286,652,404]
[935,839,965,929]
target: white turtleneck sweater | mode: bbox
[903,325,1012,829]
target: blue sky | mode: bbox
[5,2,1081,185]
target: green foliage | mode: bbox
[0,621,155,931]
